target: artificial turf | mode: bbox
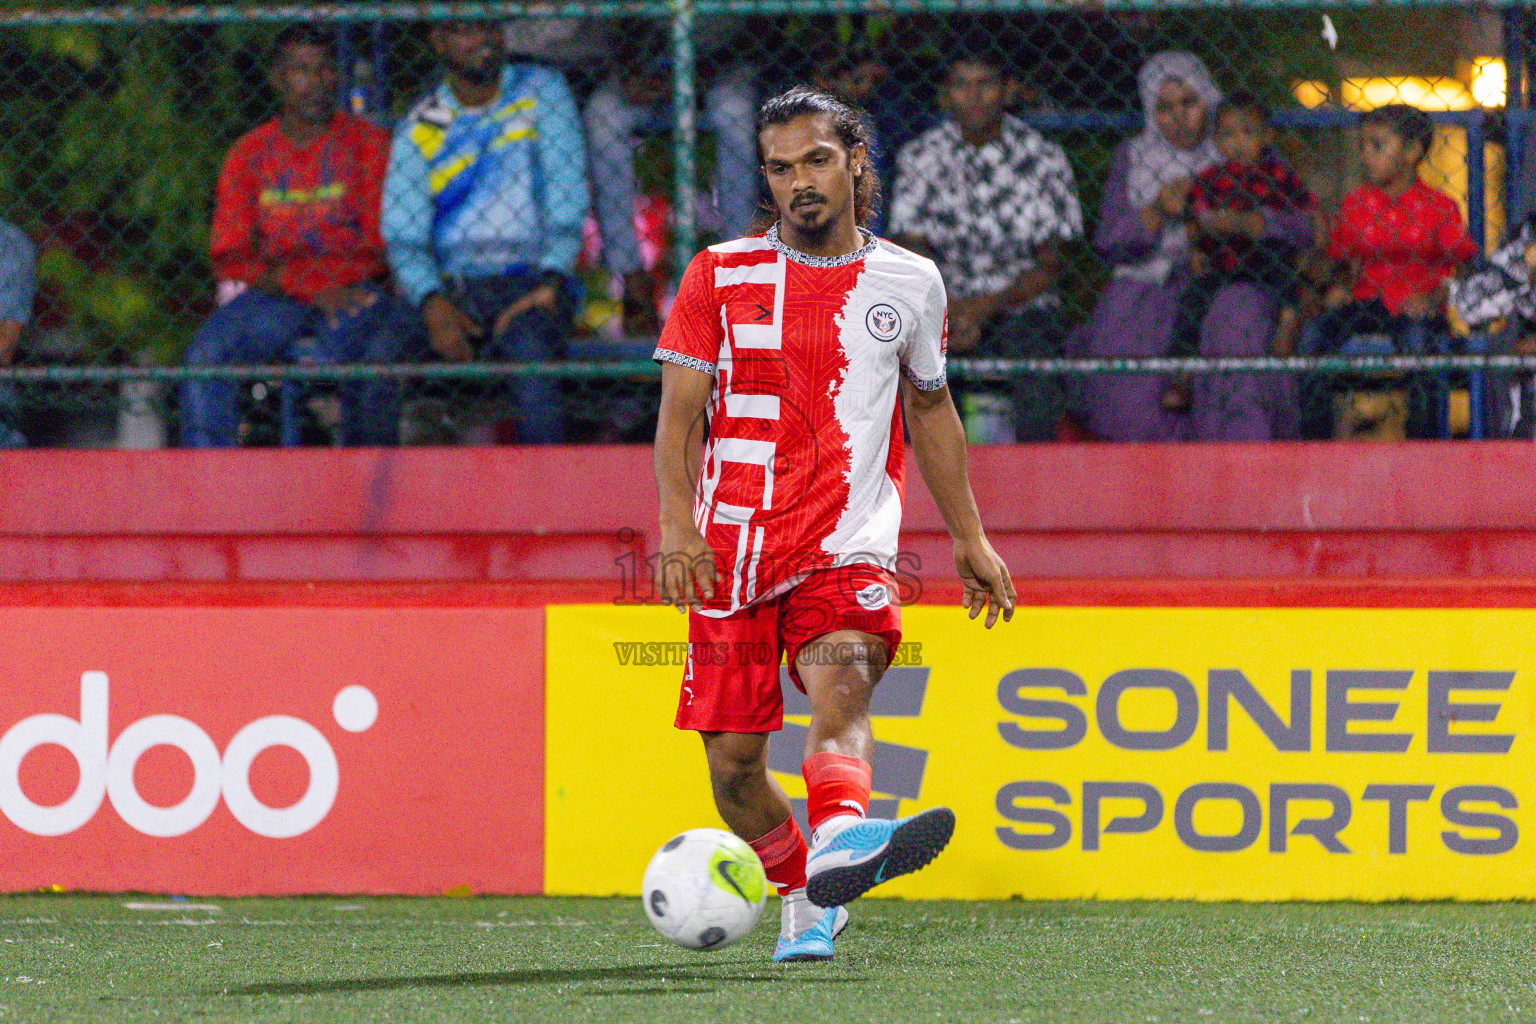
[1,894,1533,1023]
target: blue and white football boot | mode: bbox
[772,889,849,963]
[805,808,957,909]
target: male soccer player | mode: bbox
[653,87,1015,962]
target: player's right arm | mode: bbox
[652,252,726,609]
[655,362,718,608]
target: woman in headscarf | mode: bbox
[1074,52,1298,441]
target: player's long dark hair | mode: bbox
[753,86,882,233]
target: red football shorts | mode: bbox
[675,564,903,734]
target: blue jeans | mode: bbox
[1298,300,1444,439]
[0,382,24,448]
[425,273,576,444]
[584,66,756,274]
[180,285,407,447]
[1300,300,1435,357]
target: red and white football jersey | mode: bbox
[654,225,948,616]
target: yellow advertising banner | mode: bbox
[545,604,1532,900]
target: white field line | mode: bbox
[122,902,220,913]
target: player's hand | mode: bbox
[954,533,1015,628]
[311,286,378,327]
[657,521,719,611]
[424,294,478,362]
[1323,283,1352,310]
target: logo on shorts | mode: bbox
[855,583,892,611]
[866,304,901,342]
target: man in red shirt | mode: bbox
[181,25,401,447]
[653,88,1014,962]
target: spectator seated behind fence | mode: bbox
[1454,212,1536,331]
[1072,51,1221,442]
[888,43,1082,442]
[1301,104,1475,438]
[1305,105,1474,357]
[383,20,589,445]
[181,26,400,448]
[1454,212,1536,436]
[1163,91,1314,441]
[584,20,755,335]
[810,41,933,238]
[0,219,36,448]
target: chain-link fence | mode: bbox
[0,1,1533,447]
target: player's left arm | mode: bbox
[899,270,1015,627]
[903,380,1015,627]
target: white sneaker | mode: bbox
[772,888,849,963]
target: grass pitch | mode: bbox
[1,894,1533,1023]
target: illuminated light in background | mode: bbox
[1340,76,1475,111]
[1295,63,1504,112]
[1292,81,1330,108]
[1470,57,1507,108]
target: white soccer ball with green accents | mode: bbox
[641,828,768,950]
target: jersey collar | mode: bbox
[766,223,876,268]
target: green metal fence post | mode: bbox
[671,0,698,272]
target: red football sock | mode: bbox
[803,751,872,835]
[747,816,808,895]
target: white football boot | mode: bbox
[772,888,849,962]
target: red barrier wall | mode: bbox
[7,441,1536,582]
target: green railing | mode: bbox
[0,352,1527,384]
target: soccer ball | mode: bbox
[641,828,768,951]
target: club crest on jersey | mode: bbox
[866,304,902,342]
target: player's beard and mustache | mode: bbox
[783,190,843,246]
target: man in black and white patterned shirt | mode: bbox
[889,46,1082,441]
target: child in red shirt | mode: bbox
[1304,104,1475,356]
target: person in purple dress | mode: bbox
[1177,92,1312,441]
[1074,52,1219,441]
[1075,52,1299,441]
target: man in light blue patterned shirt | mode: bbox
[382,19,589,443]
[0,220,36,366]
[0,219,36,448]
